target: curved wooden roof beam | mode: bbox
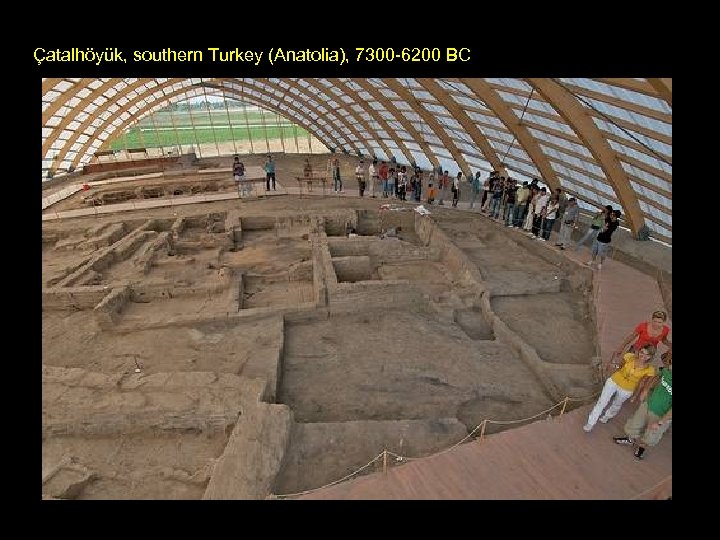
[42,78,64,96]
[325,78,414,164]
[647,78,672,108]
[562,82,671,124]
[286,78,377,157]
[593,78,659,98]
[253,78,364,155]
[347,79,432,167]
[69,80,341,170]
[43,78,144,159]
[42,78,95,126]
[460,78,558,189]
[383,79,471,174]
[417,79,507,175]
[76,81,339,168]
[213,79,341,150]
[49,78,157,171]
[46,78,156,172]
[527,78,645,234]
[254,78,364,152]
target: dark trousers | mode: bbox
[266,173,276,190]
[542,218,556,240]
[532,215,543,236]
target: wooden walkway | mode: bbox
[295,227,672,500]
[296,404,671,499]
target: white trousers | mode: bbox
[586,377,633,428]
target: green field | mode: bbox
[107,106,314,150]
[136,109,273,128]
[110,123,311,149]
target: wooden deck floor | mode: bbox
[296,404,671,500]
[296,227,672,500]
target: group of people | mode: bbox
[232,154,278,197]
[583,310,672,461]
[237,158,623,268]
[466,172,623,267]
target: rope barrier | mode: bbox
[271,451,386,499]
[270,391,604,498]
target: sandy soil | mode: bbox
[42,153,605,499]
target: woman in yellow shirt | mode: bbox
[583,344,656,432]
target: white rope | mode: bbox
[271,451,385,499]
[271,392,602,497]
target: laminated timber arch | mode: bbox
[42,78,671,242]
[647,78,672,107]
[211,78,353,152]
[417,79,506,177]
[257,78,365,155]
[43,78,142,158]
[458,78,558,190]
[383,78,472,175]
[42,78,63,95]
[71,80,342,170]
[349,79,436,168]
[593,78,659,97]
[42,78,94,126]
[289,77,395,160]
[327,78,415,165]
[561,81,672,124]
[46,78,155,173]
[251,78,363,155]
[526,78,646,235]
[218,83,342,152]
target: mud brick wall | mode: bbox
[83,223,127,250]
[241,216,277,231]
[111,230,158,263]
[42,286,112,311]
[170,217,187,239]
[227,271,243,311]
[224,210,242,245]
[57,249,116,287]
[478,292,565,403]
[82,155,179,174]
[43,410,240,437]
[332,256,373,282]
[368,242,440,264]
[182,212,226,229]
[203,402,293,500]
[311,231,335,306]
[327,237,373,257]
[415,214,485,289]
[130,280,229,302]
[377,210,417,232]
[133,232,173,274]
[288,261,313,281]
[322,210,359,236]
[329,280,423,314]
[93,286,131,329]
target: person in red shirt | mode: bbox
[614,310,671,361]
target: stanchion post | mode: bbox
[382,450,388,475]
[479,420,488,442]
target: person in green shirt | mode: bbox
[613,351,672,460]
